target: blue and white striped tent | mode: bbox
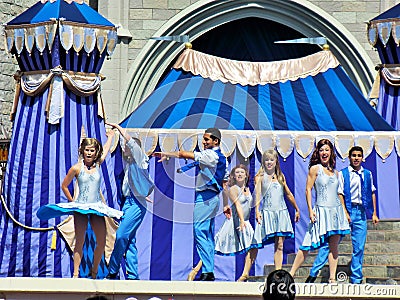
[119,48,400,281]
[0,0,118,278]
[368,3,400,130]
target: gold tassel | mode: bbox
[51,230,57,250]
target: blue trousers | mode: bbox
[193,190,220,274]
[309,205,367,283]
[108,196,146,279]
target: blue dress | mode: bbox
[253,176,294,247]
[214,185,256,255]
[37,162,123,220]
[299,165,350,251]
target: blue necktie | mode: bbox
[177,161,199,173]
[353,170,366,205]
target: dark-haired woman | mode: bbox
[289,139,350,283]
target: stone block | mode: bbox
[143,0,167,9]
[129,8,152,20]
[143,19,166,30]
[130,39,148,49]
[168,0,191,9]
[366,230,385,241]
[130,29,156,40]
[366,2,380,13]
[387,266,400,278]
[369,220,395,230]
[392,222,400,230]
[385,231,400,241]
[130,0,143,9]
[333,12,357,23]
[362,266,387,277]
[153,8,176,20]
[343,2,366,12]
[316,1,342,12]
[338,243,352,253]
[128,19,144,31]
[356,12,378,23]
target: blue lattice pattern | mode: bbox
[79,223,108,279]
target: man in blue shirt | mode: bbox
[154,128,229,281]
[305,146,379,284]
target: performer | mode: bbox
[189,165,259,282]
[106,123,154,280]
[305,146,379,284]
[37,132,123,279]
[289,139,350,283]
[153,128,228,281]
[253,149,300,270]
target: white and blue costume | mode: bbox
[192,147,228,274]
[37,163,122,220]
[309,166,375,283]
[299,165,350,251]
[108,138,151,280]
[214,185,256,256]
[253,177,294,247]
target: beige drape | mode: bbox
[173,49,340,86]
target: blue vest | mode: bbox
[342,167,373,214]
[209,148,227,191]
[178,148,226,192]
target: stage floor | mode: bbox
[0,277,399,300]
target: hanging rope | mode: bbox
[0,175,70,249]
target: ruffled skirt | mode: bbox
[299,204,350,251]
[214,218,257,256]
[253,208,294,247]
[37,201,123,220]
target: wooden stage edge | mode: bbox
[0,277,399,300]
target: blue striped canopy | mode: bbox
[121,68,394,132]
[0,0,117,279]
[7,0,114,27]
[368,3,400,129]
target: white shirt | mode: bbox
[122,138,149,197]
[338,166,376,204]
[193,147,229,192]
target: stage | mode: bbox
[0,278,398,300]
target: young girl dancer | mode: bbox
[188,164,258,282]
[289,139,350,283]
[37,132,123,278]
[253,149,300,270]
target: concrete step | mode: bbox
[264,264,397,279]
[286,252,400,266]
[337,241,400,253]
[367,219,400,231]
[341,229,400,242]
[286,253,351,265]
[264,264,350,278]
[365,277,400,285]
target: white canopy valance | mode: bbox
[109,129,399,163]
[4,20,117,56]
[368,19,400,47]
